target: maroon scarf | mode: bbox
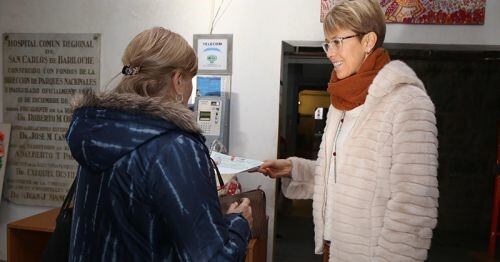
[327,48,390,110]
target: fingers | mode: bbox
[240,197,250,206]
[226,199,253,228]
[258,159,290,178]
[229,201,238,209]
[255,167,267,174]
[259,160,275,169]
[256,166,274,177]
[226,201,238,214]
[260,168,277,178]
[244,206,253,228]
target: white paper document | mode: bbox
[211,151,262,175]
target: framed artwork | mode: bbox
[193,34,233,75]
[321,0,486,25]
[320,0,331,22]
[0,123,11,203]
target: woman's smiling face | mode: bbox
[324,28,367,80]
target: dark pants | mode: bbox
[323,241,330,262]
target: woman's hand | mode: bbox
[227,198,253,229]
[257,159,293,179]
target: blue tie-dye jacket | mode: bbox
[66,92,250,262]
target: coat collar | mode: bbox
[70,91,202,134]
[366,60,425,106]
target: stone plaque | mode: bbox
[2,33,100,206]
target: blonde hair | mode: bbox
[324,0,386,49]
[115,27,197,99]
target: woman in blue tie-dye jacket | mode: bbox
[66,27,252,262]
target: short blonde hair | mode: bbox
[115,27,197,99]
[324,0,386,49]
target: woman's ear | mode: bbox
[363,32,378,53]
[171,71,183,95]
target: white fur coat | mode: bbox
[281,60,439,261]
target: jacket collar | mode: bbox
[366,60,425,106]
[70,91,202,134]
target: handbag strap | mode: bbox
[60,178,76,219]
[209,154,225,191]
[195,134,225,190]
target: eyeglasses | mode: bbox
[321,34,361,53]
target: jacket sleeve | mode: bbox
[281,157,316,199]
[149,134,250,262]
[375,95,439,262]
[282,106,334,200]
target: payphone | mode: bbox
[194,95,230,152]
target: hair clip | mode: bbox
[122,65,140,75]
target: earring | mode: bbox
[175,94,183,103]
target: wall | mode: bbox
[0,0,499,260]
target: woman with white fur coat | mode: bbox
[257,1,438,261]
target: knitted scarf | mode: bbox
[327,48,390,110]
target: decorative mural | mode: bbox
[321,0,486,25]
[320,0,331,22]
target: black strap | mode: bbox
[59,179,76,219]
[192,134,225,190]
[210,157,225,190]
